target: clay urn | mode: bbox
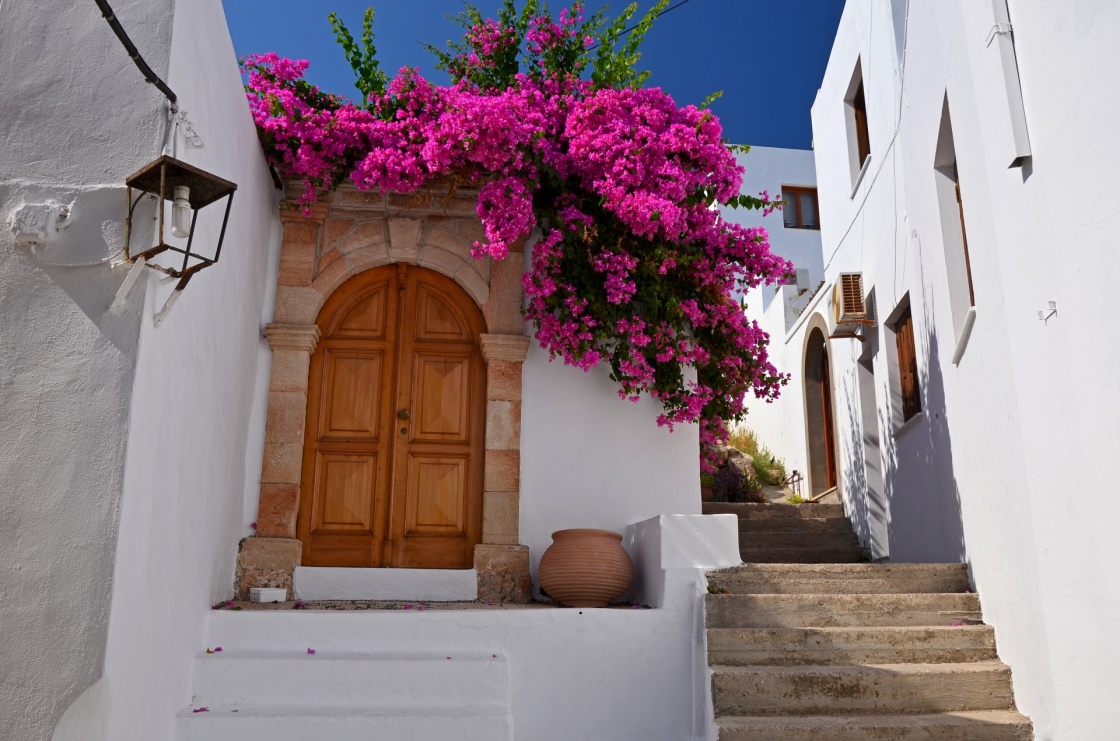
[538,528,634,608]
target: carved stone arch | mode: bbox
[236,184,531,603]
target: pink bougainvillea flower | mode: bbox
[239,6,793,467]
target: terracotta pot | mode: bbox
[744,489,766,503]
[538,529,634,608]
[700,485,714,502]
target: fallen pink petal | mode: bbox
[192,707,208,714]
[306,648,316,655]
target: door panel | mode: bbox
[333,281,391,337]
[319,351,385,439]
[407,454,468,532]
[411,353,472,442]
[298,265,486,569]
[314,453,376,531]
[415,284,471,340]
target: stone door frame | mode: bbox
[235,184,531,602]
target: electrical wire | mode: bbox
[93,0,178,106]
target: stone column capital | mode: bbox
[265,323,322,354]
[480,334,530,364]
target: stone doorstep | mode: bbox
[212,599,650,612]
[234,538,535,604]
[294,566,478,602]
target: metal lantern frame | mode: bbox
[124,155,236,290]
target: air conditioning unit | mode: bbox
[830,272,875,339]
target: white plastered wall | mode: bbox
[808,0,1120,736]
[0,1,172,739]
[96,0,279,739]
[519,337,702,592]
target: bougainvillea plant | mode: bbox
[241,1,793,468]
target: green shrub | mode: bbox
[726,427,788,486]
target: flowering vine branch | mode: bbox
[242,1,792,468]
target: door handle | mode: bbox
[397,409,411,420]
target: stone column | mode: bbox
[234,322,320,599]
[474,333,533,603]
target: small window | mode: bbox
[782,186,820,230]
[844,59,872,188]
[934,98,975,342]
[893,303,921,423]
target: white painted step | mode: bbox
[177,704,511,741]
[190,649,508,707]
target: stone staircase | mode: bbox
[703,502,1034,740]
[707,502,868,563]
[177,643,512,740]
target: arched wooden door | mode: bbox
[803,327,839,496]
[297,264,487,568]
[820,349,838,490]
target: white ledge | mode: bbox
[850,154,872,198]
[951,308,977,366]
[294,567,478,601]
[893,410,926,441]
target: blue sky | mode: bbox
[222,0,843,149]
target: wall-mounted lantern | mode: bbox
[124,155,236,290]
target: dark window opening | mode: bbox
[893,304,921,423]
[853,81,871,166]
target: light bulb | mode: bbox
[171,185,191,238]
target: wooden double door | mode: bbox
[298,265,487,568]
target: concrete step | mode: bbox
[711,661,1013,716]
[705,503,845,519]
[708,563,971,594]
[705,593,983,628]
[190,649,508,707]
[739,517,855,533]
[741,545,868,563]
[741,530,861,549]
[177,704,511,741]
[715,710,1034,740]
[707,625,997,665]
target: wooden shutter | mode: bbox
[853,82,871,165]
[895,306,921,422]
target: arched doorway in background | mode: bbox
[804,326,838,496]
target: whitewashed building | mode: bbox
[744,0,1120,738]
